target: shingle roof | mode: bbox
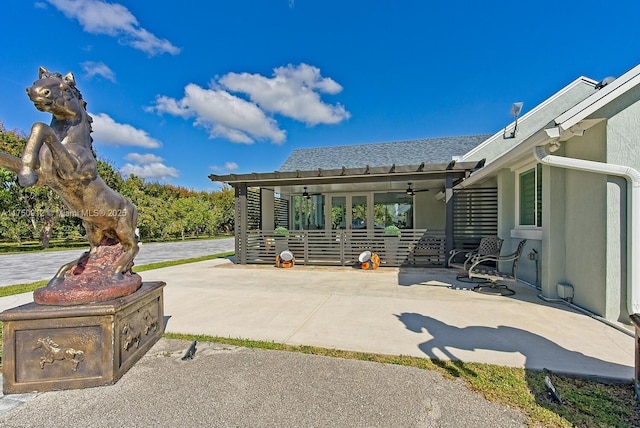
[279,135,491,172]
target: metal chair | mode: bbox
[448,236,503,279]
[468,239,527,296]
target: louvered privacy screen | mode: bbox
[452,187,498,251]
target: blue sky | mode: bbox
[1,0,639,191]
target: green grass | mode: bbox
[165,333,640,427]
[132,251,234,273]
[0,239,90,253]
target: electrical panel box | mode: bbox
[557,283,574,300]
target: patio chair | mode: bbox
[468,239,527,296]
[448,236,503,279]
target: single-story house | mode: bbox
[211,135,490,268]
[210,63,640,328]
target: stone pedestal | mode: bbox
[0,281,165,394]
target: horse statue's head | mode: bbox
[26,67,89,121]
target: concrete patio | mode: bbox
[129,258,635,381]
[0,257,633,381]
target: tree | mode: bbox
[210,186,235,234]
[97,158,125,193]
[0,124,70,247]
[0,122,236,244]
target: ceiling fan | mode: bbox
[405,182,430,196]
[302,186,322,200]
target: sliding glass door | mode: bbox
[330,194,368,230]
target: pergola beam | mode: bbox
[210,160,484,188]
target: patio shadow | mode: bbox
[395,312,632,380]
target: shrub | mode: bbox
[384,225,401,237]
[274,226,289,238]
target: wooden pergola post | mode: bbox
[444,173,454,267]
[235,183,248,264]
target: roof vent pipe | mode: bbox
[533,144,640,323]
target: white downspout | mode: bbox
[533,145,640,322]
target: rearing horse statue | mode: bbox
[0,67,141,305]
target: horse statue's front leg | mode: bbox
[18,122,58,187]
[19,122,91,187]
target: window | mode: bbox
[517,164,542,227]
[292,194,325,230]
[374,193,413,229]
[351,195,367,229]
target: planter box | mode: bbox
[0,281,165,394]
[274,237,289,255]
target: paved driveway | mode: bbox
[0,238,234,287]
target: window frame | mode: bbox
[514,162,542,229]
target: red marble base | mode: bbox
[33,243,141,306]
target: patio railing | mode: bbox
[240,229,446,267]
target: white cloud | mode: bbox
[219,63,350,125]
[210,161,239,172]
[91,113,161,148]
[81,61,116,82]
[146,95,191,118]
[150,83,286,144]
[150,63,349,145]
[124,153,163,164]
[120,152,179,180]
[46,0,180,56]
[225,161,239,171]
[120,163,179,180]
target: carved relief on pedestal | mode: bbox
[120,305,160,352]
[143,309,158,335]
[121,323,141,351]
[34,337,85,372]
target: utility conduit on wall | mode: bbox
[533,144,640,325]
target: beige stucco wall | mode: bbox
[261,188,275,231]
[561,123,608,316]
[414,191,445,229]
[602,89,640,320]
[495,169,540,286]
[541,164,566,296]
[543,88,640,322]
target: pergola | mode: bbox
[211,158,487,266]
